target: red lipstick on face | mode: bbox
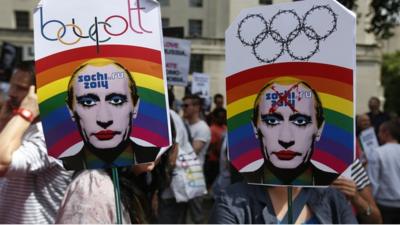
[93,130,120,140]
[272,150,301,160]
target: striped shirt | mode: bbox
[351,158,370,190]
[0,122,72,224]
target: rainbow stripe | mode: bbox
[36,45,169,158]
[227,62,354,173]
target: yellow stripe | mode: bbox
[133,72,164,94]
[227,92,353,119]
[37,72,165,104]
[227,94,256,119]
[38,77,69,104]
[319,93,353,117]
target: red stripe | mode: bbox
[231,148,263,170]
[36,45,161,73]
[132,126,169,147]
[312,149,348,173]
[49,131,82,158]
[227,62,353,89]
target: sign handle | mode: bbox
[112,167,123,224]
[287,186,293,224]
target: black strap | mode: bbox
[280,189,310,224]
[184,122,193,144]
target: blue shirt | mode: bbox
[209,182,357,224]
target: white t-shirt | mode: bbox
[162,110,196,199]
[189,120,211,165]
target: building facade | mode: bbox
[0,0,384,113]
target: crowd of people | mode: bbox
[0,61,399,224]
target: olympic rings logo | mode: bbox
[237,5,338,64]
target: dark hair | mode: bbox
[369,96,380,104]
[252,79,324,129]
[15,61,36,85]
[106,168,149,224]
[182,94,202,106]
[66,59,138,109]
[214,93,223,102]
[380,120,400,142]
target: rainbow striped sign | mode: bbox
[33,0,171,160]
[225,0,355,185]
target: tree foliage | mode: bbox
[381,51,400,115]
[337,0,400,39]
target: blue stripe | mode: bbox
[322,123,353,150]
[315,137,353,164]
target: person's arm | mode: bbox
[332,178,382,223]
[354,186,382,224]
[192,140,206,155]
[191,124,210,155]
[0,100,14,132]
[0,86,39,176]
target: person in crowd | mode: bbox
[56,164,154,223]
[206,93,226,125]
[204,107,227,189]
[356,113,372,137]
[211,133,231,198]
[213,93,225,111]
[56,119,178,224]
[367,120,400,223]
[182,94,211,223]
[155,89,193,223]
[209,182,357,223]
[367,97,390,137]
[332,158,382,223]
[0,62,72,223]
[62,58,159,170]
[246,76,337,185]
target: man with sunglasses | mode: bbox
[182,94,210,223]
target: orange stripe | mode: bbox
[227,75,352,103]
[37,58,162,87]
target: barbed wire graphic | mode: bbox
[236,5,338,64]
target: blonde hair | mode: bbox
[66,58,138,108]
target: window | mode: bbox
[159,0,170,6]
[189,19,202,37]
[15,11,30,30]
[162,18,170,28]
[259,0,272,4]
[190,54,204,73]
[189,0,203,7]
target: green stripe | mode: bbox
[324,108,353,133]
[227,108,353,133]
[39,92,67,118]
[227,109,252,132]
[137,87,166,108]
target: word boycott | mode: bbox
[39,0,153,47]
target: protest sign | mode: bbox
[164,37,191,86]
[359,127,379,155]
[191,72,210,98]
[225,0,355,186]
[34,0,171,170]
